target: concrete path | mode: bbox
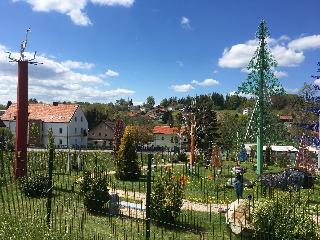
[112,189,227,220]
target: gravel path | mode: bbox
[112,189,228,219]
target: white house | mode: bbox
[0,102,88,147]
[152,125,188,149]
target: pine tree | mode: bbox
[115,126,141,180]
[296,134,315,174]
[237,20,285,175]
[194,98,219,163]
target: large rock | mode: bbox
[226,199,254,235]
[226,177,253,188]
[107,193,120,215]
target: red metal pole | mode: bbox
[15,61,28,178]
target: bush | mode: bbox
[151,171,184,225]
[80,171,110,214]
[177,152,188,162]
[19,175,49,198]
[115,126,141,181]
[0,128,14,151]
[260,168,314,191]
[252,192,319,240]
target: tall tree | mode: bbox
[146,96,155,109]
[218,112,240,159]
[237,20,285,175]
[113,117,125,155]
[115,126,141,181]
[194,97,220,163]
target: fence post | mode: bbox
[46,143,54,226]
[146,153,153,240]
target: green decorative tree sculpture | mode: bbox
[237,20,285,175]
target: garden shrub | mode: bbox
[115,126,141,181]
[19,175,49,198]
[177,152,188,162]
[260,168,314,191]
[0,128,14,151]
[80,171,110,214]
[252,192,319,240]
[151,171,184,226]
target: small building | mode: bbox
[279,115,293,127]
[242,108,252,115]
[88,120,115,148]
[0,103,88,147]
[244,144,298,161]
[263,145,298,162]
[152,125,188,149]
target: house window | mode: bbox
[75,117,77,122]
[59,128,63,134]
[105,133,108,137]
[75,128,77,134]
[81,128,83,134]
[81,116,83,122]
[171,137,174,143]
[59,139,62,145]
[161,136,164,141]
[99,132,101,137]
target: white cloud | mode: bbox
[285,88,299,94]
[274,70,288,78]
[288,35,320,51]
[0,43,134,103]
[271,45,304,67]
[170,84,194,93]
[191,78,219,86]
[12,0,134,26]
[105,69,119,77]
[218,37,305,68]
[61,60,95,70]
[181,16,191,30]
[91,0,134,7]
[229,91,255,99]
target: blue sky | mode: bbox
[0,0,319,105]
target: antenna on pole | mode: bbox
[6,28,43,65]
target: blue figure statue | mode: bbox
[234,174,244,199]
[238,144,248,162]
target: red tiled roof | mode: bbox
[0,103,78,123]
[279,115,293,121]
[153,125,178,135]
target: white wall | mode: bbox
[3,121,16,136]
[153,134,178,148]
[67,107,88,147]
